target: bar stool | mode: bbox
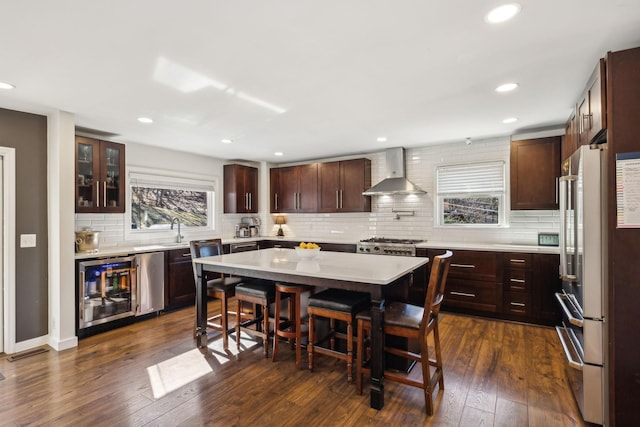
[235,280,276,358]
[307,289,370,382]
[272,283,313,369]
[190,239,244,350]
[356,250,452,415]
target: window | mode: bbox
[436,161,506,226]
[128,170,215,234]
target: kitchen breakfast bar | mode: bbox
[192,248,429,410]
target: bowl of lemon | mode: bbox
[294,242,321,259]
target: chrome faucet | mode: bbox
[170,217,183,243]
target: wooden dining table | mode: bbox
[192,247,428,410]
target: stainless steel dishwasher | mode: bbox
[136,252,165,315]
[229,241,259,253]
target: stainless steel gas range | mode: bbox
[356,237,425,257]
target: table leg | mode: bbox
[369,295,385,409]
[195,263,208,348]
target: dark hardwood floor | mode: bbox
[0,303,585,426]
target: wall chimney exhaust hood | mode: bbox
[363,147,426,196]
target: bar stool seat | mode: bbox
[273,283,313,369]
[307,289,370,382]
[235,280,276,357]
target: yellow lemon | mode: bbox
[299,242,307,249]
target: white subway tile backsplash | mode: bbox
[75,137,559,247]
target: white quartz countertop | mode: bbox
[194,247,428,286]
[74,236,558,259]
[416,241,559,254]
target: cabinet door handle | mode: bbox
[582,113,592,131]
[510,259,526,263]
[182,252,191,258]
[510,302,526,307]
[96,181,100,207]
[451,263,475,269]
[275,193,278,211]
[450,291,476,298]
[293,193,297,210]
[336,190,339,209]
[249,193,252,211]
[510,278,526,283]
[340,189,343,209]
[103,181,107,207]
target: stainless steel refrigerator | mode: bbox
[556,144,608,425]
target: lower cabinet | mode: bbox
[433,249,503,314]
[532,253,562,325]
[165,248,196,310]
[428,248,560,325]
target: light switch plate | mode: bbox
[20,234,37,248]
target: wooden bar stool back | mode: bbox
[356,250,452,415]
[272,283,313,369]
[307,289,370,382]
[190,239,243,350]
[235,280,276,357]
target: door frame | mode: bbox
[1,146,16,354]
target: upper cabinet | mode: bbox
[563,111,578,162]
[224,164,258,213]
[510,136,561,210]
[318,158,371,212]
[577,59,607,146]
[274,164,318,213]
[75,136,126,213]
[270,157,372,213]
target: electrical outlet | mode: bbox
[20,234,37,248]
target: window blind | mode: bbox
[437,161,505,194]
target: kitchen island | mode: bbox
[192,247,428,410]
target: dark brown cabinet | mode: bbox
[75,136,126,213]
[563,112,578,162]
[272,164,318,213]
[577,59,606,146]
[434,249,503,314]
[165,248,195,310]
[502,253,533,319]
[318,158,371,212]
[502,252,560,325]
[532,253,561,325]
[270,168,280,212]
[510,136,561,210]
[224,164,258,213]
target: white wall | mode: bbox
[76,136,559,246]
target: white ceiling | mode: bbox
[1,1,639,162]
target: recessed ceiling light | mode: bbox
[486,4,521,23]
[376,137,388,142]
[0,81,15,90]
[495,82,519,93]
[502,117,518,124]
[274,151,284,157]
[221,139,233,144]
[137,117,153,124]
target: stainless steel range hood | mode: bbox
[363,147,426,196]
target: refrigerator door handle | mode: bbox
[556,326,583,370]
[556,292,584,327]
[559,175,577,281]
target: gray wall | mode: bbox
[0,107,48,342]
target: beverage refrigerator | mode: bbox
[78,255,137,331]
[556,144,608,425]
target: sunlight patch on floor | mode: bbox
[206,331,261,364]
[147,348,213,399]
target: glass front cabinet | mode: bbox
[75,136,126,213]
